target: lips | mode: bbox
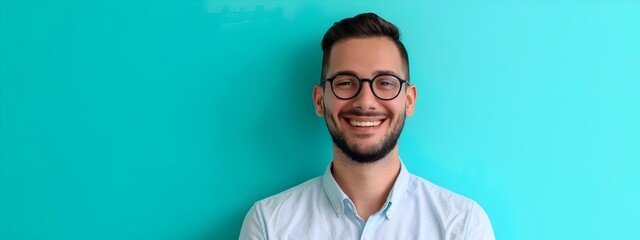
[349,119,382,127]
[343,114,388,128]
[340,109,389,129]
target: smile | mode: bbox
[348,119,383,127]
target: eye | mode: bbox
[374,76,400,89]
[332,75,359,88]
[378,81,395,86]
[335,80,354,86]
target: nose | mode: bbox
[351,81,378,110]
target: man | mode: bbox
[240,13,495,239]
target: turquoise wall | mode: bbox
[1,0,639,239]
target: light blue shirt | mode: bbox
[239,161,495,240]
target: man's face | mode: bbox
[313,37,417,163]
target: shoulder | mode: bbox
[407,173,477,209]
[404,174,484,222]
[239,177,325,240]
[405,174,495,239]
[254,177,324,213]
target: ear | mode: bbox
[313,85,325,116]
[405,84,417,116]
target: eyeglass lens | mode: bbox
[331,74,402,100]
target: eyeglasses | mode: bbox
[321,73,409,100]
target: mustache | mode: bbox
[339,109,390,117]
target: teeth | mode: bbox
[350,120,382,127]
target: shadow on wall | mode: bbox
[259,36,329,181]
[198,212,246,240]
[197,10,328,239]
[198,36,327,240]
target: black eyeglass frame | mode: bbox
[320,73,410,100]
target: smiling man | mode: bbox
[239,13,494,240]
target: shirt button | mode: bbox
[337,207,342,213]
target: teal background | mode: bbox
[1,0,639,239]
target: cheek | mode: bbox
[387,102,407,121]
[322,102,339,122]
[324,99,345,116]
[326,102,352,128]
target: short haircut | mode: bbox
[320,12,410,82]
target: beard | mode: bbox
[324,107,406,164]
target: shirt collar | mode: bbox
[321,163,349,217]
[384,159,410,219]
[321,160,411,219]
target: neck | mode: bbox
[331,145,401,221]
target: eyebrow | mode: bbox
[328,70,402,79]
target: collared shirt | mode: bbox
[239,161,495,240]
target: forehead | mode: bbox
[328,37,405,78]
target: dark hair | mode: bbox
[320,12,409,82]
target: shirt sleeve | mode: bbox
[464,202,495,240]
[239,203,267,240]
